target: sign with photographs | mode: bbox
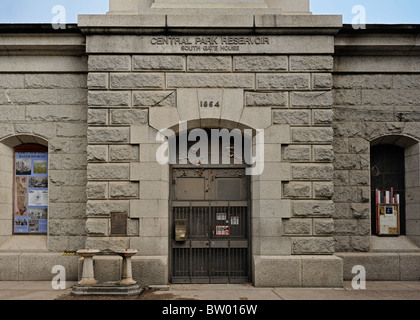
[14,152,48,234]
[215,225,230,236]
[377,204,399,236]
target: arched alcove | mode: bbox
[0,135,49,251]
[370,134,420,249]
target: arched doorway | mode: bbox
[370,144,406,235]
[370,135,420,241]
[169,128,252,283]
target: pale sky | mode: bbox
[0,0,419,24]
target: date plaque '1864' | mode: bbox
[111,213,127,235]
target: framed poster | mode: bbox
[13,150,48,234]
[377,204,399,236]
[215,225,230,236]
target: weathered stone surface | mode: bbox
[89,55,131,71]
[87,145,108,162]
[292,237,335,254]
[393,75,420,89]
[109,145,139,162]
[0,74,24,89]
[313,109,333,125]
[1,89,87,105]
[246,91,288,107]
[110,109,148,125]
[336,253,400,280]
[133,90,175,107]
[290,55,333,71]
[291,128,334,143]
[257,74,310,90]
[301,256,343,287]
[109,182,139,199]
[333,89,361,105]
[87,127,130,143]
[283,182,311,199]
[313,218,334,235]
[349,203,370,219]
[132,256,168,286]
[292,201,334,217]
[348,170,370,186]
[313,182,334,198]
[313,145,334,162]
[110,73,164,89]
[334,154,368,170]
[362,89,420,106]
[292,164,334,180]
[166,73,254,88]
[87,73,108,89]
[87,163,130,180]
[85,218,108,236]
[333,74,393,89]
[133,55,185,71]
[86,182,108,200]
[48,219,86,236]
[283,218,311,235]
[88,109,108,125]
[253,256,302,287]
[334,219,370,236]
[291,91,332,108]
[273,110,310,125]
[84,237,130,253]
[233,56,288,72]
[312,73,332,89]
[86,200,130,216]
[18,254,78,281]
[88,91,130,107]
[282,145,311,162]
[187,56,231,72]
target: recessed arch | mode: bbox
[0,134,49,250]
[0,134,48,149]
[370,134,418,149]
[369,134,420,247]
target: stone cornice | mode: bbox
[77,14,343,35]
[0,25,85,55]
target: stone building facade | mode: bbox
[0,0,419,286]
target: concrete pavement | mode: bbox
[1,281,420,300]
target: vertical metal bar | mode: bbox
[189,203,192,282]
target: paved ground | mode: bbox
[1,281,420,300]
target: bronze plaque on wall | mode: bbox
[111,213,127,235]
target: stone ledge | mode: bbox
[336,252,420,281]
[253,255,343,287]
[0,252,79,281]
[79,14,342,35]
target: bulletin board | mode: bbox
[14,151,48,234]
[377,204,400,236]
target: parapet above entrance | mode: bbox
[108,0,311,15]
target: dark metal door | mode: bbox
[170,168,250,284]
[370,144,406,235]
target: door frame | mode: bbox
[168,165,252,284]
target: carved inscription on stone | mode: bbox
[150,36,270,53]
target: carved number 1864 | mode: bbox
[200,101,220,108]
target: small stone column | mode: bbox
[77,249,100,286]
[117,249,138,286]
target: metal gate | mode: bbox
[170,167,250,284]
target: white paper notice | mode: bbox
[28,190,48,206]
